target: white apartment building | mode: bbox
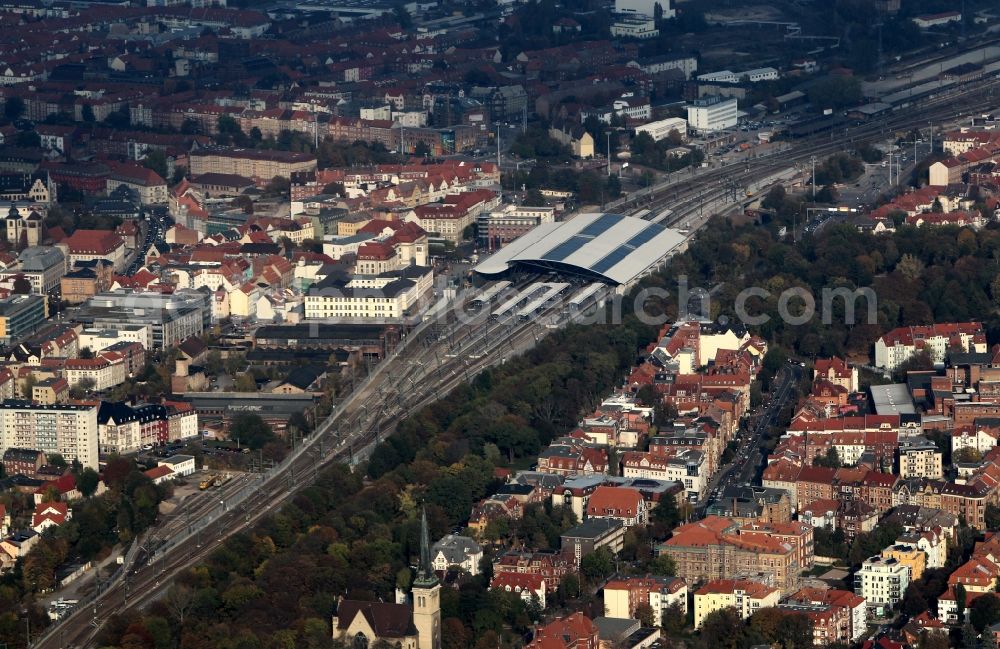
[855,556,910,610]
[952,426,1000,456]
[686,97,738,133]
[898,437,943,479]
[693,579,780,628]
[64,354,127,392]
[0,401,99,469]
[874,323,986,371]
[78,326,151,353]
[621,449,706,500]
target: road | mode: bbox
[699,363,802,513]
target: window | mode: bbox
[353,632,369,649]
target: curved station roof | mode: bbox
[473,212,686,285]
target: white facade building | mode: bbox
[0,401,99,469]
[635,118,688,142]
[855,556,910,610]
[614,0,674,18]
[686,97,738,133]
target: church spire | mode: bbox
[414,507,438,587]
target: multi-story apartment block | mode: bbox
[874,322,987,371]
[784,588,868,644]
[189,147,317,182]
[898,437,943,479]
[0,294,47,345]
[0,400,98,469]
[604,576,688,619]
[855,556,910,612]
[693,579,779,628]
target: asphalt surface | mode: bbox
[700,363,803,512]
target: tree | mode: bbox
[523,189,546,206]
[4,96,24,121]
[956,583,968,622]
[234,373,257,392]
[813,447,841,468]
[698,608,749,649]
[81,104,95,123]
[142,150,168,181]
[955,447,984,463]
[392,3,412,28]
[635,602,656,627]
[970,593,1000,632]
[987,504,1000,530]
[579,547,614,583]
[413,141,430,157]
[647,554,676,576]
[77,467,100,497]
[11,276,31,294]
[164,584,194,626]
[661,602,685,634]
[264,175,290,197]
[229,413,276,450]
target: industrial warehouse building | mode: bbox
[473,213,686,289]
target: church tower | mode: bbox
[412,509,441,649]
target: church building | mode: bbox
[332,510,441,649]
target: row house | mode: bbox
[874,321,987,371]
[784,588,868,644]
[536,436,608,477]
[492,551,576,593]
[621,448,706,501]
[604,575,688,619]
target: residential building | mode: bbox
[32,377,69,404]
[526,612,599,649]
[189,147,317,181]
[785,588,868,643]
[561,519,626,566]
[604,576,687,619]
[659,516,803,593]
[31,501,70,533]
[898,437,943,479]
[686,97,738,133]
[0,294,47,344]
[874,322,987,371]
[2,447,44,477]
[693,579,779,628]
[491,572,546,608]
[855,556,910,612]
[0,400,98,469]
[882,543,926,581]
[430,534,483,576]
[586,486,648,527]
